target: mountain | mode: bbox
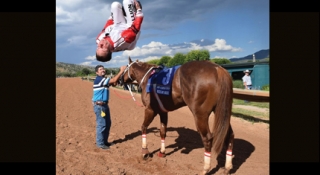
[229,49,269,63]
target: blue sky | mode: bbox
[56,0,269,68]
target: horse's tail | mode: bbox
[211,67,233,155]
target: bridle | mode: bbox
[121,62,155,89]
[118,61,155,105]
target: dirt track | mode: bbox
[56,78,269,175]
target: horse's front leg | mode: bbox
[141,107,156,159]
[158,112,168,157]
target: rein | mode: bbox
[112,87,144,107]
[122,62,155,89]
[119,61,156,107]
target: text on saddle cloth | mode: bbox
[146,65,181,95]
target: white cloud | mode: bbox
[119,39,241,62]
[122,41,171,57]
[248,40,254,44]
[67,35,90,45]
[56,6,82,25]
[56,0,84,8]
[85,55,96,61]
[139,56,161,62]
[56,1,111,47]
[206,39,242,52]
[200,39,204,42]
[79,61,93,66]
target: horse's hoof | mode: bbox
[158,151,166,157]
[142,153,150,160]
[141,148,149,154]
[221,168,231,175]
[199,170,208,175]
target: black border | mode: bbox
[1,3,56,174]
[270,1,319,174]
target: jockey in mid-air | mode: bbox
[95,0,143,62]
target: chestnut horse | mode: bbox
[119,57,235,175]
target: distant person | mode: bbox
[242,69,252,103]
[95,0,143,62]
[92,64,126,149]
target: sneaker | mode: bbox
[105,142,115,147]
[98,145,110,150]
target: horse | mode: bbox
[119,57,235,175]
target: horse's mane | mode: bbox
[134,60,157,71]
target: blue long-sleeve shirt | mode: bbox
[92,76,110,102]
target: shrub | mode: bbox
[233,80,244,89]
[261,84,269,91]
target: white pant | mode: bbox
[111,0,136,28]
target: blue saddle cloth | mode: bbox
[146,65,181,95]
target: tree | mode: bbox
[82,68,91,75]
[76,71,83,77]
[158,56,171,66]
[147,59,159,65]
[185,50,210,62]
[167,53,186,67]
[111,69,117,75]
[210,58,232,65]
[62,72,71,77]
[105,68,111,75]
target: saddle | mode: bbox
[146,64,181,96]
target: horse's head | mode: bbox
[118,56,156,88]
[118,56,138,86]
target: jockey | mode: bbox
[96,0,143,62]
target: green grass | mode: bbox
[233,99,269,109]
[232,108,269,118]
[232,108,269,124]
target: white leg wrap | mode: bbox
[142,134,147,148]
[225,150,233,169]
[204,152,211,171]
[160,139,165,153]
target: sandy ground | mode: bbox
[56,78,269,175]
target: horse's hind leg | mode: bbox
[223,125,235,174]
[192,113,213,175]
[141,107,156,159]
[158,112,168,157]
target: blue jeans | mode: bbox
[244,85,252,103]
[93,104,111,147]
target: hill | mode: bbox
[56,62,96,74]
[56,62,121,77]
[229,49,269,63]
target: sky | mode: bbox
[56,0,269,68]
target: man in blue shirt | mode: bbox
[92,64,126,149]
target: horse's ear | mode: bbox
[128,56,132,63]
